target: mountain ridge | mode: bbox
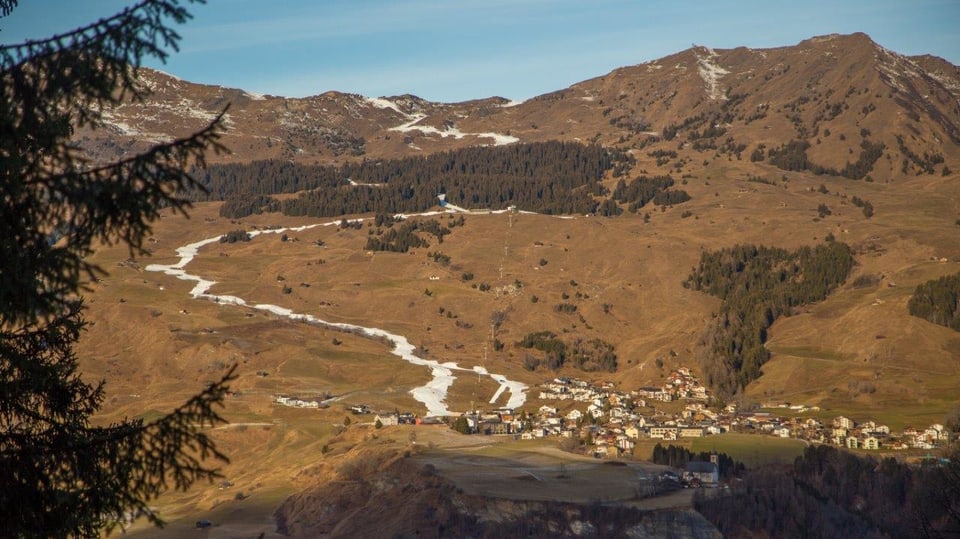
[78,32,959,185]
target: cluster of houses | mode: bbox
[277,366,955,455]
[455,367,956,456]
[521,368,721,457]
[748,403,955,451]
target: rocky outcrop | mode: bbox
[273,447,719,538]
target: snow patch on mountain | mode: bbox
[874,45,935,95]
[365,96,404,114]
[390,113,519,146]
[99,109,172,143]
[694,46,729,101]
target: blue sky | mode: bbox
[4,0,959,102]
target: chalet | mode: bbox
[679,427,705,438]
[863,436,880,450]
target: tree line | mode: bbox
[908,271,960,331]
[694,444,960,538]
[684,242,855,396]
[194,141,633,218]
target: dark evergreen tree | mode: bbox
[1,1,234,535]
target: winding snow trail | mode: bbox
[365,96,519,146]
[145,216,527,416]
[390,112,520,146]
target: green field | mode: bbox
[631,433,806,468]
[691,433,807,467]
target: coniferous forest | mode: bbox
[196,142,636,218]
[908,272,960,331]
[694,444,960,538]
[684,242,854,396]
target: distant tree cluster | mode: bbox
[364,218,452,252]
[653,188,692,206]
[568,338,618,372]
[768,140,812,171]
[694,444,960,538]
[840,140,885,180]
[851,195,874,218]
[897,134,945,175]
[427,251,451,266]
[374,212,399,228]
[684,242,854,396]
[220,229,252,243]
[518,332,617,372]
[908,271,960,331]
[519,331,567,371]
[767,139,884,181]
[203,141,633,218]
[611,175,690,212]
